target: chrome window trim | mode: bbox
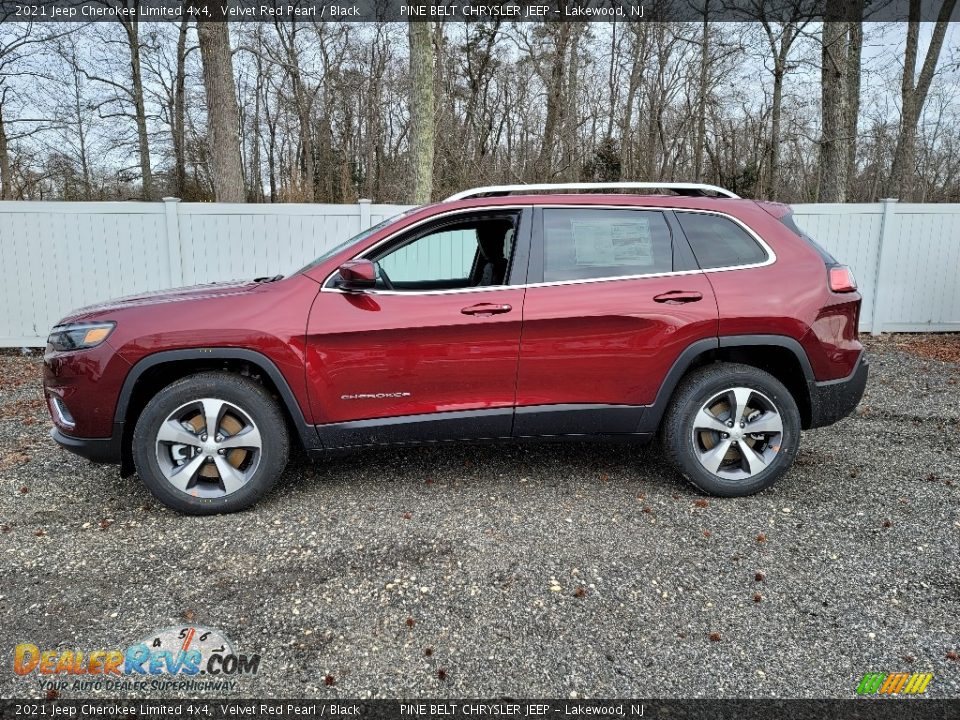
[320,205,528,294]
[319,204,776,296]
[667,208,776,276]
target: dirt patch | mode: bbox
[0,450,31,472]
[0,395,45,421]
[0,354,42,391]
[886,333,960,364]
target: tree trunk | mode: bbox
[561,25,581,181]
[757,21,804,200]
[845,14,862,198]
[294,84,314,201]
[275,22,315,202]
[73,76,93,199]
[172,16,188,197]
[408,20,434,204]
[0,102,11,200]
[694,10,709,182]
[620,25,648,180]
[122,19,153,200]
[818,17,848,202]
[536,24,570,180]
[768,68,784,199]
[888,0,956,201]
[250,61,263,202]
[197,21,245,203]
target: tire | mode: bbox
[660,362,800,497]
[132,372,289,514]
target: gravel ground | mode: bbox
[0,336,958,700]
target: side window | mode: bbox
[369,215,517,291]
[541,208,673,282]
[378,228,476,283]
[676,212,768,269]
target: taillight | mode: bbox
[828,265,857,293]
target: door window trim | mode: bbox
[320,204,777,295]
[530,206,675,285]
[321,205,531,296]
[671,209,773,272]
[527,205,777,287]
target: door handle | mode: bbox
[461,303,512,316]
[653,291,703,304]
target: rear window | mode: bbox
[676,212,768,269]
[542,208,673,281]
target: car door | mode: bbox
[305,207,531,448]
[514,205,719,436]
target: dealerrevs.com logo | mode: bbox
[13,625,260,693]
[857,672,934,696]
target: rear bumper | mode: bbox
[51,426,123,464]
[807,353,869,429]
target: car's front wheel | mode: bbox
[132,372,289,514]
[661,362,800,497]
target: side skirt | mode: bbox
[311,404,651,451]
[314,408,513,450]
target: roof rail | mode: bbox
[444,182,740,202]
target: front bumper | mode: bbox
[50,426,123,464]
[807,353,869,429]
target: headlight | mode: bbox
[47,322,115,351]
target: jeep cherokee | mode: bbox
[43,182,868,514]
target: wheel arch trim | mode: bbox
[641,334,815,432]
[114,348,317,449]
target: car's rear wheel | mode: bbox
[661,363,800,497]
[132,372,289,514]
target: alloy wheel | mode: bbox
[691,386,784,480]
[154,397,263,498]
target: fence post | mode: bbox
[870,198,898,336]
[163,197,183,288]
[358,198,371,230]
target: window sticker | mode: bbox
[570,219,654,267]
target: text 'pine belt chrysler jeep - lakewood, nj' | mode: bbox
[43,182,868,514]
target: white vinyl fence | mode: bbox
[1,198,958,346]
[0,199,407,347]
[792,201,960,335]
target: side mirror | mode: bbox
[337,260,376,290]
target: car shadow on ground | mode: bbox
[277,437,684,495]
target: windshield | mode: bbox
[296,210,415,274]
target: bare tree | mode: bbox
[50,34,97,199]
[888,0,958,201]
[0,17,36,199]
[844,9,863,198]
[76,4,155,198]
[2,16,959,205]
[0,18,63,199]
[818,7,850,202]
[119,12,153,198]
[0,87,11,199]
[197,19,245,202]
[408,20,434,203]
[694,7,710,182]
[736,0,812,198]
[269,15,318,201]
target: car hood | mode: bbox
[59,280,263,323]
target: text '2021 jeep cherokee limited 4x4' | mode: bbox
[44,182,868,514]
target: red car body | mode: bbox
[43,193,867,474]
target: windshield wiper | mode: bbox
[253,274,284,283]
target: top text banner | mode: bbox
[1,0,955,23]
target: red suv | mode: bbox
[43,183,867,514]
